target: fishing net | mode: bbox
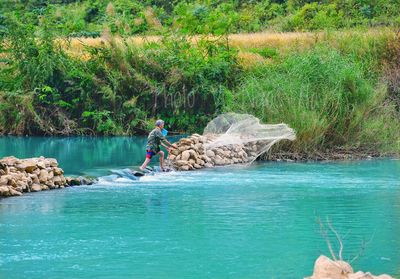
[202,113,296,164]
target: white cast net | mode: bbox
[202,113,296,164]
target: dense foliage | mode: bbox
[0,15,240,135]
[1,0,400,37]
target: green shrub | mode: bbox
[292,3,344,31]
[173,2,239,35]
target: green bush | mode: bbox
[173,2,239,35]
[291,3,344,31]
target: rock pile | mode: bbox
[167,134,268,171]
[0,156,94,198]
[305,255,394,279]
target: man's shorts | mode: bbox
[146,150,156,159]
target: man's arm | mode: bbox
[161,142,169,149]
[161,139,177,149]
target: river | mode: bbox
[0,136,399,278]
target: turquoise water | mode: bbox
[0,137,399,278]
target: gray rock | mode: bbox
[0,156,20,166]
[39,169,49,183]
[168,154,176,161]
[0,186,10,196]
[193,164,202,169]
[0,176,8,185]
[206,150,215,158]
[180,165,190,171]
[37,161,46,169]
[53,167,64,175]
[48,158,58,167]
[174,160,189,167]
[181,150,191,161]
[53,175,63,186]
[16,159,37,173]
[31,184,42,192]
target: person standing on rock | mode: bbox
[140,119,177,172]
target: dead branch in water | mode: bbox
[317,216,375,265]
[350,231,375,264]
[317,216,339,261]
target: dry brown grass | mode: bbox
[56,28,395,65]
[237,51,267,68]
[229,31,319,49]
[62,31,317,61]
[66,31,318,50]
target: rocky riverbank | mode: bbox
[306,255,394,279]
[0,156,95,198]
[166,134,390,171]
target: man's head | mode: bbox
[155,119,164,129]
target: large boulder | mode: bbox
[305,255,394,279]
[307,255,353,279]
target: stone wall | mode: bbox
[0,156,93,198]
[167,134,268,171]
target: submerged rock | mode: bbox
[65,176,97,186]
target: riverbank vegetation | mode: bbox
[1,0,399,36]
[0,1,399,155]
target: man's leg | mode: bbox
[140,150,153,171]
[158,151,165,170]
[140,158,151,171]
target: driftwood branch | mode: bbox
[317,217,338,261]
[317,215,374,266]
[327,218,343,261]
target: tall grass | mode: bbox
[226,45,400,153]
